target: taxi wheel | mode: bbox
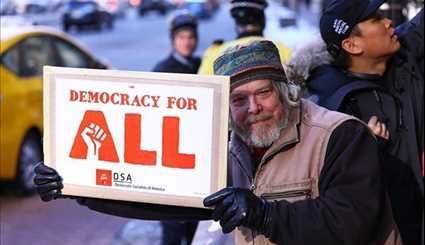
[17,131,42,194]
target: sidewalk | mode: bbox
[111,220,234,245]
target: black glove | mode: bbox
[203,187,270,234]
[33,162,63,202]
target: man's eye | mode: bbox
[231,97,246,106]
[257,89,272,97]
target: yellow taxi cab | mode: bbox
[0,25,108,192]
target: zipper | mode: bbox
[250,182,256,191]
[251,139,299,193]
[261,189,311,200]
[373,90,389,125]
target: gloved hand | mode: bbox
[203,187,270,234]
[33,162,63,202]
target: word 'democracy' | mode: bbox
[68,89,198,169]
[69,89,198,110]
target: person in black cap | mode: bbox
[152,11,200,245]
[197,0,291,75]
[34,40,403,245]
[286,0,423,244]
[152,11,200,74]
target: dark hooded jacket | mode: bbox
[286,10,424,245]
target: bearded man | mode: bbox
[35,40,402,245]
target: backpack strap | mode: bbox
[321,80,383,111]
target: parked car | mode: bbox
[180,0,218,19]
[0,26,108,193]
[13,0,64,14]
[62,0,114,32]
[97,0,128,18]
[138,0,173,16]
[0,0,17,15]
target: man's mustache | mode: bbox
[245,113,273,125]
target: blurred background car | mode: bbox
[62,0,115,32]
[97,0,129,18]
[0,26,108,193]
[0,0,18,15]
[138,0,173,16]
[180,0,218,19]
[12,0,64,14]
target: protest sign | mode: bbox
[43,66,229,208]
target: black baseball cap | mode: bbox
[320,0,386,57]
[169,12,198,38]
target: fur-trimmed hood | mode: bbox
[285,36,333,86]
[285,37,351,100]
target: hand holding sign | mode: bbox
[81,123,107,160]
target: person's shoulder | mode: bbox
[203,39,225,54]
[307,65,348,95]
[198,40,226,75]
[272,40,291,53]
[152,56,177,72]
[212,39,225,45]
[192,56,201,68]
[223,36,263,48]
[301,99,361,129]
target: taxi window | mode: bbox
[19,36,56,77]
[53,38,89,68]
[1,46,19,74]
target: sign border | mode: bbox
[43,66,229,209]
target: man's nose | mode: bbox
[247,96,262,114]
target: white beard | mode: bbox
[249,124,282,148]
[232,114,287,148]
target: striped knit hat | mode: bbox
[213,40,287,88]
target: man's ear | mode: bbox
[341,37,363,55]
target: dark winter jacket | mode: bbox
[152,52,201,74]
[286,9,424,245]
[383,9,424,195]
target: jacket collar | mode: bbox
[171,51,195,69]
[345,70,382,81]
[237,31,263,39]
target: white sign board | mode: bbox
[43,66,229,209]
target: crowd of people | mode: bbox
[34,0,423,244]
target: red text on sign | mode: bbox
[69,111,196,169]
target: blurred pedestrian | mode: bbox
[197,0,291,75]
[153,11,200,74]
[286,0,423,244]
[35,40,402,245]
[152,11,200,245]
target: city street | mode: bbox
[70,7,236,71]
[0,2,318,245]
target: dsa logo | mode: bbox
[113,172,132,184]
[96,169,112,186]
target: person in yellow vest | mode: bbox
[198,0,291,75]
